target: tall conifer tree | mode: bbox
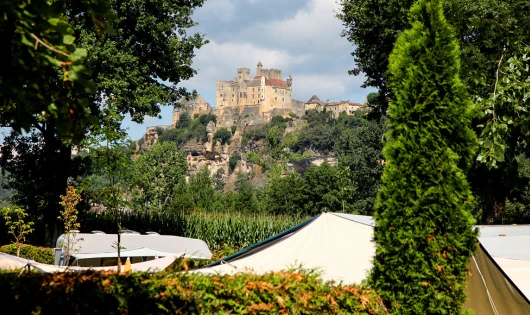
[369,0,477,313]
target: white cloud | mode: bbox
[183,40,312,98]
[237,0,347,53]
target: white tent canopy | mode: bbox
[194,212,530,313]
[57,233,212,261]
[195,213,375,284]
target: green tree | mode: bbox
[89,103,132,270]
[0,0,111,142]
[234,173,257,213]
[0,0,206,245]
[303,163,351,216]
[295,110,336,154]
[338,0,530,222]
[1,207,34,257]
[188,168,218,212]
[264,170,307,215]
[130,142,187,212]
[369,0,477,313]
[213,128,232,145]
[334,115,386,215]
[58,186,81,266]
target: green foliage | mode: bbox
[0,270,387,315]
[228,152,242,174]
[80,211,307,251]
[265,171,307,215]
[0,244,54,264]
[476,49,530,169]
[187,168,218,212]
[294,110,336,154]
[0,0,206,246]
[338,0,530,221]
[1,207,34,257]
[241,115,289,146]
[158,113,215,146]
[303,163,352,216]
[130,142,188,212]
[334,115,387,215]
[231,125,237,134]
[0,0,111,142]
[213,128,232,145]
[369,1,477,313]
[58,186,82,265]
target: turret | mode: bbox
[257,61,263,76]
[287,75,292,87]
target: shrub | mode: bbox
[213,128,232,145]
[228,152,241,173]
[0,270,388,314]
[369,0,477,313]
[0,244,54,264]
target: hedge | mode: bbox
[0,270,388,314]
[0,244,54,264]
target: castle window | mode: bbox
[282,98,284,101]
[275,97,277,101]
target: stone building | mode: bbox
[172,94,212,125]
[304,95,326,112]
[304,95,364,118]
[325,101,364,118]
[215,61,293,115]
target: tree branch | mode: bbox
[30,33,70,58]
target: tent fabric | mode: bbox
[197,213,375,284]
[74,248,183,259]
[194,212,530,313]
[464,244,530,315]
[57,233,212,260]
[0,252,177,273]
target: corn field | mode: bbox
[80,210,309,250]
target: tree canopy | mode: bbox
[369,0,477,312]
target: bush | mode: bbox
[0,270,388,314]
[228,152,241,173]
[213,128,232,145]
[231,125,237,135]
[369,0,477,313]
[0,244,54,264]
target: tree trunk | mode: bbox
[42,123,72,247]
[481,168,505,224]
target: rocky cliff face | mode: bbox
[137,113,336,192]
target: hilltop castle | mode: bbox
[216,61,294,115]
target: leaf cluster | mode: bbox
[0,270,388,315]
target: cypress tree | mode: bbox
[369,0,477,313]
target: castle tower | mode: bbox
[257,61,263,77]
[287,75,292,87]
[237,68,250,82]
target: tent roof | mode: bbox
[196,212,530,310]
[200,213,375,284]
[58,233,212,260]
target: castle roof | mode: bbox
[326,100,363,107]
[248,76,289,88]
[307,95,321,103]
